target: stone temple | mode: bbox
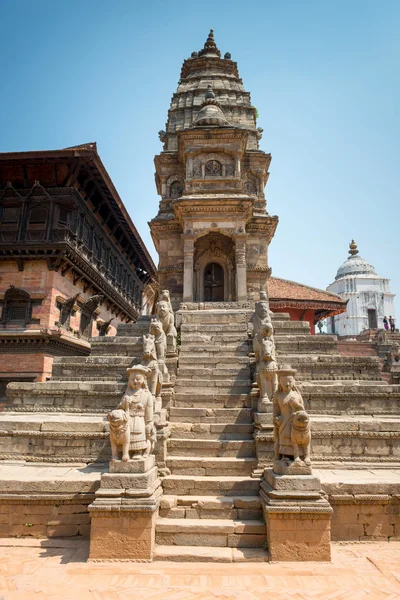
[0,30,398,563]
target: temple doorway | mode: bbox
[204,262,224,302]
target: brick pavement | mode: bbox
[0,539,399,599]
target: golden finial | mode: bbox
[349,240,359,256]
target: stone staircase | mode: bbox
[154,307,267,561]
[0,305,399,553]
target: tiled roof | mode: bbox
[268,277,347,323]
[268,277,344,304]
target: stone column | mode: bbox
[234,234,247,302]
[183,236,195,302]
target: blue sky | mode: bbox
[1,0,399,316]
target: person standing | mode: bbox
[383,316,389,331]
[389,316,395,333]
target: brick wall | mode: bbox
[0,259,129,336]
[0,353,53,382]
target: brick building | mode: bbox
[0,143,155,392]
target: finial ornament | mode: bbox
[199,28,221,58]
[349,240,359,256]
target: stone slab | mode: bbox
[109,456,155,473]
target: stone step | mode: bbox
[166,456,257,476]
[273,355,382,380]
[274,336,339,354]
[5,381,125,412]
[181,323,248,333]
[181,333,250,344]
[153,545,268,562]
[175,379,250,392]
[162,475,261,497]
[302,382,400,415]
[180,311,250,325]
[90,337,141,356]
[170,407,253,423]
[177,366,251,379]
[170,423,254,441]
[53,356,133,366]
[173,393,252,409]
[155,517,266,548]
[167,438,255,457]
[268,320,311,334]
[179,345,250,356]
[160,494,262,520]
[52,356,132,380]
[178,356,250,366]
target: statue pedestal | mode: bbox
[252,411,274,476]
[89,456,162,561]
[260,469,332,562]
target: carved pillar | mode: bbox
[183,236,195,302]
[234,234,247,301]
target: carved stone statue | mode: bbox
[108,365,155,461]
[252,290,272,337]
[149,316,168,377]
[253,322,278,410]
[141,333,162,401]
[156,289,177,353]
[272,364,311,474]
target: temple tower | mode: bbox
[149,30,278,308]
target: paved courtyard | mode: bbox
[0,538,399,599]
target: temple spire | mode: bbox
[198,29,221,58]
[349,240,359,256]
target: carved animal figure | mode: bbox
[108,409,130,462]
[149,318,168,376]
[290,410,311,465]
[141,334,162,399]
[157,298,177,353]
[145,424,157,457]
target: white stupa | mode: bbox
[326,240,395,337]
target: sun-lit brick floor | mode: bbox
[0,538,399,599]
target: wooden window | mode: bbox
[1,287,32,325]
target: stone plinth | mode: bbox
[260,469,332,562]
[252,411,274,476]
[89,456,162,561]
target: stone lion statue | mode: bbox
[108,409,130,462]
[290,410,311,466]
[156,291,177,353]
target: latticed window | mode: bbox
[0,205,21,241]
[57,207,71,227]
[1,287,32,325]
[1,206,20,224]
[28,206,47,225]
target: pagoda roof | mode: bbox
[0,143,156,277]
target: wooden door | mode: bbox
[204,263,224,302]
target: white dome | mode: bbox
[335,255,377,280]
[335,240,379,281]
